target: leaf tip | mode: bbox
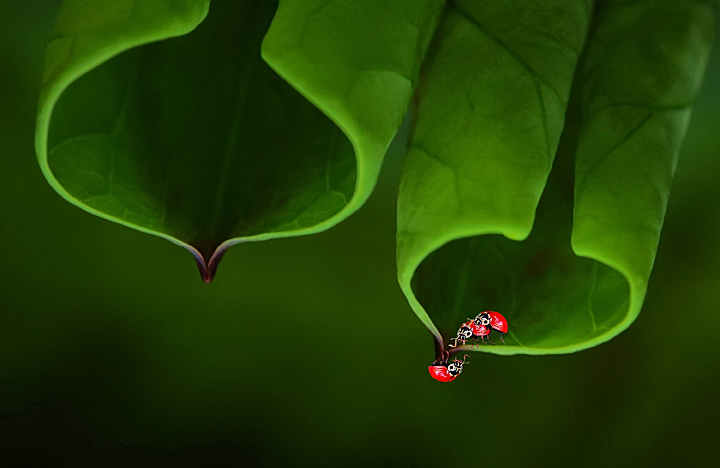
[186,244,229,284]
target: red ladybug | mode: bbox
[428,355,469,382]
[473,311,508,344]
[448,320,489,348]
[448,311,509,348]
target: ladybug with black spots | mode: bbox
[473,311,508,344]
[448,319,488,348]
[428,354,469,383]
[448,310,509,348]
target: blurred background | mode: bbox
[1,2,719,466]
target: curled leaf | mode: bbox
[397,0,715,356]
[36,0,441,281]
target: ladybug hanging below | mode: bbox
[428,355,469,382]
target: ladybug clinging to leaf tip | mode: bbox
[428,355,469,383]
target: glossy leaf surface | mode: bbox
[397,0,716,356]
[35,0,716,356]
[36,0,442,280]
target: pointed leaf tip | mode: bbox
[187,244,228,283]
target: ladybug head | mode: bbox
[458,326,473,339]
[475,313,491,326]
[447,355,470,376]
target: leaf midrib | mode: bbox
[445,0,560,165]
[206,49,263,243]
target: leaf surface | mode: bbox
[36,0,717,355]
[36,0,443,280]
[397,0,716,356]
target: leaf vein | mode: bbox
[447,1,563,104]
[576,112,654,197]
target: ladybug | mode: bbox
[448,311,509,348]
[448,320,489,348]
[472,311,508,344]
[428,355,469,382]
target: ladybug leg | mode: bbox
[500,333,506,344]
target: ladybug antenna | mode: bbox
[462,354,470,365]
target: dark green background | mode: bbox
[1,2,719,466]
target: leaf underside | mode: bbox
[39,0,436,282]
[37,0,715,356]
[411,107,630,351]
[47,0,355,265]
[398,0,715,357]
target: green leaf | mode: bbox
[397,0,716,356]
[36,0,442,281]
[35,0,716,355]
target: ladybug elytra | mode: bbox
[428,354,470,383]
[449,311,508,348]
[475,311,508,344]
